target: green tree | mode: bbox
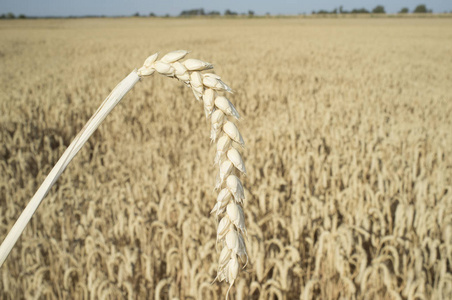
[224,9,238,16]
[398,7,409,13]
[351,8,369,14]
[413,4,427,13]
[372,5,386,14]
[180,9,205,16]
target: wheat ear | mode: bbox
[138,51,248,298]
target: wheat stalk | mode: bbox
[0,50,247,298]
[0,71,140,266]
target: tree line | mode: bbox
[312,4,433,15]
[178,9,254,17]
[0,4,444,19]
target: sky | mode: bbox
[1,0,451,17]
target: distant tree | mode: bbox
[248,10,254,17]
[224,9,237,16]
[149,12,156,17]
[6,12,15,19]
[207,11,220,16]
[339,6,349,14]
[372,5,385,14]
[413,4,428,13]
[351,8,369,14]
[18,14,26,19]
[133,12,140,17]
[180,9,205,16]
[164,14,170,18]
[399,7,409,13]
[312,8,338,14]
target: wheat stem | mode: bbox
[0,70,141,267]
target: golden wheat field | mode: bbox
[0,17,451,299]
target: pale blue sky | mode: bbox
[1,0,451,17]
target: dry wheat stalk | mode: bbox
[0,50,247,298]
[137,50,248,298]
[0,71,141,266]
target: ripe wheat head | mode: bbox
[138,50,248,298]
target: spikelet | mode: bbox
[211,188,233,216]
[223,121,245,147]
[227,148,246,174]
[215,96,240,119]
[217,217,231,241]
[153,61,175,77]
[203,73,233,92]
[225,230,240,253]
[183,58,213,71]
[160,50,189,63]
[218,247,232,269]
[226,203,247,236]
[211,110,226,142]
[215,135,232,164]
[172,61,190,82]
[190,71,203,101]
[216,160,234,189]
[138,53,157,76]
[137,67,155,76]
[203,89,215,118]
[226,175,245,203]
[138,51,247,299]
[144,53,159,67]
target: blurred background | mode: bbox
[1,1,451,299]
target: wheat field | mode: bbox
[0,17,451,299]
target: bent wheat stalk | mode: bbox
[0,50,248,298]
[0,71,140,266]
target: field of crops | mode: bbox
[1,17,451,299]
